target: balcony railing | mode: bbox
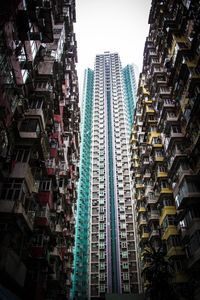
[163,99,176,109]
[25,102,47,131]
[146,196,157,205]
[173,167,193,191]
[174,179,200,209]
[10,162,38,193]
[165,112,179,123]
[0,200,35,231]
[156,171,168,179]
[148,210,160,221]
[149,229,160,240]
[35,204,50,227]
[163,131,184,151]
[159,86,172,96]
[18,119,41,139]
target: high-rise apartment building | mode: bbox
[72,52,139,299]
[131,1,200,300]
[0,1,80,299]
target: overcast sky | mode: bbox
[74,0,152,97]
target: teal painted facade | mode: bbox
[71,69,94,300]
[123,64,137,128]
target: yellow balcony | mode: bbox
[146,106,155,114]
[136,183,145,189]
[138,207,146,213]
[144,99,152,104]
[141,86,150,95]
[167,246,185,257]
[160,187,173,195]
[131,136,137,144]
[162,225,178,240]
[132,155,139,160]
[157,171,168,178]
[148,131,160,143]
[135,173,141,178]
[152,143,163,148]
[133,162,139,168]
[160,206,176,225]
[138,219,147,227]
[154,156,164,162]
[141,232,149,239]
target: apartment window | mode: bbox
[20,118,40,133]
[171,125,181,133]
[91,243,98,251]
[99,232,105,240]
[158,165,167,172]
[120,214,125,220]
[123,273,129,280]
[120,223,126,229]
[124,284,130,292]
[99,223,105,230]
[100,273,105,281]
[160,180,170,189]
[100,206,104,213]
[39,180,51,191]
[99,198,104,205]
[122,251,128,258]
[99,242,105,249]
[121,242,127,248]
[99,251,105,259]
[99,191,104,196]
[122,262,129,269]
[100,215,104,221]
[121,232,126,238]
[0,178,26,202]
[100,262,105,270]
[15,149,30,162]
[92,192,98,198]
[99,284,105,293]
[162,198,174,207]
[119,205,125,212]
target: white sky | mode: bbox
[74,0,152,97]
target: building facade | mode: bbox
[123,64,138,129]
[0,1,80,299]
[72,52,139,299]
[131,1,200,299]
[71,68,94,299]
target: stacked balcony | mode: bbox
[131,1,200,297]
[0,1,79,299]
